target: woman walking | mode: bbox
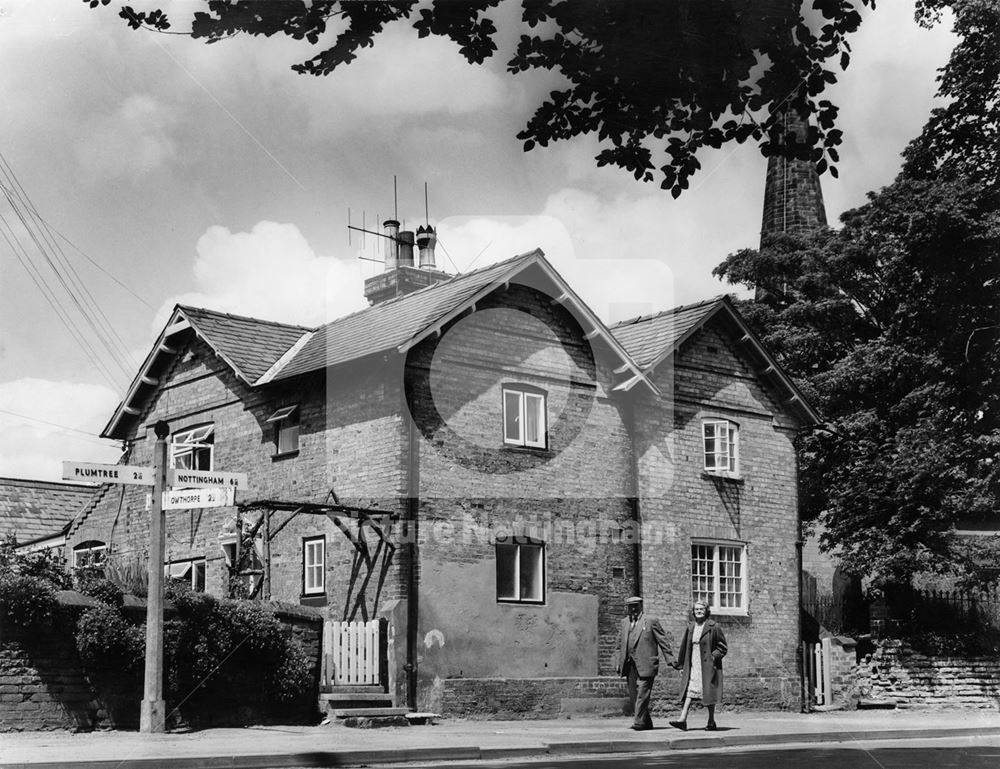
[670,600,727,731]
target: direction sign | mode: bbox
[162,487,235,511]
[63,461,155,486]
[168,468,249,490]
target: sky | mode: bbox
[0,1,957,482]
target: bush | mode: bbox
[74,569,125,608]
[0,573,59,629]
[0,533,71,588]
[75,604,145,672]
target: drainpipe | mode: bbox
[404,377,420,711]
[795,437,806,713]
[624,398,642,597]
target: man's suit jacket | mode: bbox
[616,613,674,678]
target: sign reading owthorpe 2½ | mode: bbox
[167,468,249,490]
[63,461,155,486]
[162,486,235,511]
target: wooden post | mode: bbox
[140,420,169,733]
[263,509,271,600]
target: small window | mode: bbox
[703,419,739,476]
[303,536,325,595]
[692,541,747,615]
[165,558,206,592]
[72,540,106,569]
[496,539,545,603]
[171,424,214,470]
[267,405,300,455]
[502,385,547,449]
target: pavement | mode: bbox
[2,709,1000,769]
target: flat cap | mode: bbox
[625,596,643,605]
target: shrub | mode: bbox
[0,533,71,588]
[75,604,145,672]
[0,573,59,629]
[74,569,125,608]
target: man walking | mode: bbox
[616,596,674,730]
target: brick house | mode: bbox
[66,229,819,714]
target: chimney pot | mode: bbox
[416,225,438,269]
[383,219,400,271]
[398,230,415,267]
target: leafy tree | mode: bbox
[84,0,872,197]
[714,0,1000,587]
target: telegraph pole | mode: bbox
[140,420,169,733]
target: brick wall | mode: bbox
[633,324,804,707]
[440,677,628,719]
[856,640,1000,709]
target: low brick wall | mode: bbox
[439,673,800,719]
[0,594,323,732]
[857,640,1000,709]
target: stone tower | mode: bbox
[756,107,828,301]
[760,107,827,245]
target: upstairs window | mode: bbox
[267,405,300,455]
[703,419,739,476]
[692,541,747,615]
[72,540,106,569]
[303,536,325,595]
[171,424,214,471]
[496,539,545,604]
[503,385,547,449]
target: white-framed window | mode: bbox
[267,405,300,455]
[692,541,748,615]
[703,419,739,476]
[496,539,545,604]
[303,536,325,595]
[165,558,206,592]
[502,385,547,449]
[72,540,106,569]
[171,424,214,470]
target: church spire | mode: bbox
[760,107,827,247]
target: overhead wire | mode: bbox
[0,152,139,389]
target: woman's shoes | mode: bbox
[668,720,687,731]
[706,720,718,731]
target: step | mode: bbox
[319,684,386,694]
[320,692,394,705]
[332,707,409,719]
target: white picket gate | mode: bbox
[321,619,383,687]
[802,638,833,708]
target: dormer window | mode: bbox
[703,419,739,477]
[171,424,214,470]
[267,405,300,456]
[502,385,547,449]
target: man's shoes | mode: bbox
[630,724,653,731]
[668,720,687,731]
[706,721,718,731]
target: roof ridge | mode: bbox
[312,250,541,331]
[608,294,729,329]
[179,304,315,332]
[0,477,96,489]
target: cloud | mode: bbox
[0,378,121,481]
[76,94,178,181]
[156,220,368,330]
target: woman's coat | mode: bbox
[674,618,728,705]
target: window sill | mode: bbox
[272,450,300,462]
[701,471,744,485]
[501,445,550,456]
[299,593,327,607]
[496,598,546,606]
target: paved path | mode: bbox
[2,709,999,768]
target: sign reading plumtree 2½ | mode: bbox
[62,461,155,486]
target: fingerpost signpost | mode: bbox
[62,419,248,733]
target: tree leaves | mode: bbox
[84,0,874,196]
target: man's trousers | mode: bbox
[625,660,654,728]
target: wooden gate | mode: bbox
[802,638,833,709]
[321,618,387,688]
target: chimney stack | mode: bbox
[416,225,437,269]
[382,219,400,271]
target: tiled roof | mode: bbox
[0,478,97,544]
[271,251,541,381]
[609,297,724,369]
[180,307,310,383]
